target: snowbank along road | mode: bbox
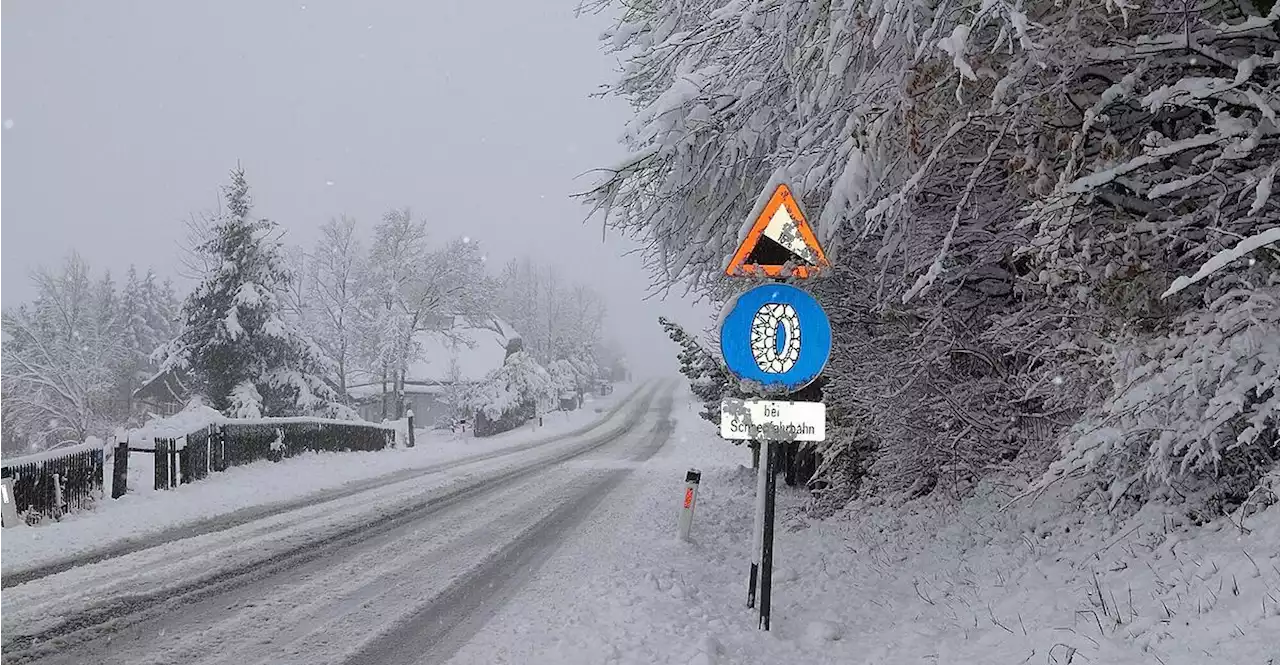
[2,380,677,665]
[2,382,654,589]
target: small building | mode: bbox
[347,314,520,426]
[133,367,192,417]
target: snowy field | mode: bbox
[449,385,1280,665]
[1,384,637,577]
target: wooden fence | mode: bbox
[143,419,395,491]
[1,444,104,522]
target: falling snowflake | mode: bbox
[1051,376,1065,386]
[3,119,13,130]
[325,180,335,186]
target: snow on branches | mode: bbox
[588,0,1279,499]
[1,254,180,452]
[157,167,351,420]
[468,351,556,423]
[659,316,734,425]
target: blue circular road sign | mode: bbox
[719,283,831,393]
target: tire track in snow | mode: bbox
[39,465,598,665]
[1,382,655,590]
[1,382,672,664]
[344,389,677,665]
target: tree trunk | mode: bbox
[395,370,405,419]
[380,365,389,420]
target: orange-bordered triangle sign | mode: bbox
[726,183,829,279]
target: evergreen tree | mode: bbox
[120,267,146,355]
[115,266,150,415]
[659,316,732,424]
[153,276,181,344]
[117,265,175,419]
[158,167,353,419]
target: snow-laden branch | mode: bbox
[1161,226,1280,299]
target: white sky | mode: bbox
[0,0,716,374]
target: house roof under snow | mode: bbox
[347,314,520,399]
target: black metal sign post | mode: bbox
[758,438,779,630]
[748,439,767,610]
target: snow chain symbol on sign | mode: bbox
[750,303,801,374]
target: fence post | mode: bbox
[215,426,226,472]
[52,473,65,517]
[154,440,168,490]
[112,440,129,499]
[406,409,416,448]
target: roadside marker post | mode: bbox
[677,469,701,542]
[718,182,831,631]
[1,478,19,527]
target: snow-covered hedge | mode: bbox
[468,351,556,437]
[217,419,393,467]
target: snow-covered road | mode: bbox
[2,382,644,588]
[2,381,676,665]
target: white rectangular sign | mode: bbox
[1,478,20,528]
[720,398,825,442]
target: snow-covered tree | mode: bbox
[157,167,353,419]
[586,0,1280,500]
[148,275,181,343]
[547,358,580,398]
[468,350,556,436]
[358,209,490,418]
[493,258,610,384]
[659,316,733,424]
[306,215,368,396]
[116,267,184,419]
[1,253,125,450]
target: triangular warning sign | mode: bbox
[726,184,828,279]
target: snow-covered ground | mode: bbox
[1,385,637,576]
[0,381,674,663]
[448,385,1280,665]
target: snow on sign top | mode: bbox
[726,183,829,279]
